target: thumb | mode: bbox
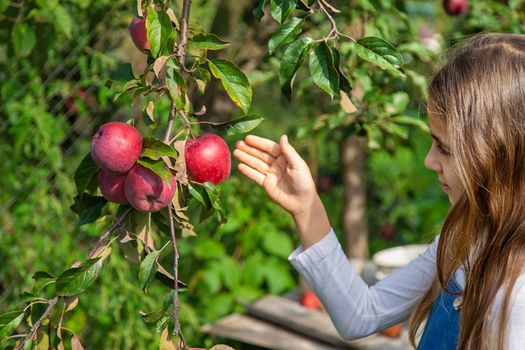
[279,135,304,168]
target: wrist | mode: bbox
[292,195,331,249]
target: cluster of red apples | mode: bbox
[91,122,230,212]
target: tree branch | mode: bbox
[15,206,133,349]
[176,0,192,70]
[15,298,58,350]
[88,206,134,258]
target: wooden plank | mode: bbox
[202,313,342,350]
[243,295,411,350]
[244,295,354,348]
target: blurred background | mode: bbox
[1,0,524,348]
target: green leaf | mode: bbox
[140,309,165,324]
[209,59,252,114]
[253,0,267,21]
[70,194,107,226]
[194,238,225,259]
[263,259,294,294]
[11,23,36,57]
[353,37,404,76]
[56,258,103,296]
[222,114,264,135]
[331,47,352,94]
[53,5,73,38]
[203,182,227,224]
[219,256,240,289]
[166,67,187,110]
[188,183,212,209]
[262,231,293,258]
[189,33,230,50]
[74,153,99,195]
[141,137,178,160]
[139,250,160,292]
[137,158,172,183]
[270,0,296,24]
[309,42,339,99]
[279,37,314,101]
[146,8,172,57]
[0,0,9,12]
[268,17,303,55]
[33,271,56,280]
[0,310,24,339]
[391,115,430,133]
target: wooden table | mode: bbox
[202,295,412,350]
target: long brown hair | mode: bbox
[408,33,525,349]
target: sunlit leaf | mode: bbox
[214,114,264,135]
[146,8,172,57]
[56,258,103,296]
[139,250,160,292]
[189,33,230,50]
[209,59,252,114]
[270,0,296,24]
[268,17,303,55]
[0,310,24,339]
[353,37,404,76]
[141,137,178,160]
[137,158,173,183]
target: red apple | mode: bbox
[184,134,231,185]
[98,170,128,204]
[130,15,150,51]
[124,164,176,212]
[443,0,469,16]
[91,122,142,175]
[300,291,321,309]
[379,224,396,240]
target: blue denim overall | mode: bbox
[417,279,462,350]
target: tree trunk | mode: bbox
[342,135,368,259]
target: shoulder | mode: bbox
[490,272,525,348]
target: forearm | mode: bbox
[292,194,332,249]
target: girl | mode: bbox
[232,33,525,349]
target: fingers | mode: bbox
[237,163,265,186]
[279,135,304,168]
[244,135,282,158]
[233,148,271,175]
[235,140,277,164]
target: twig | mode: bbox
[176,0,192,70]
[167,207,182,336]
[178,110,195,139]
[164,102,177,143]
[317,0,355,42]
[15,298,58,350]
[88,207,134,258]
[14,206,133,349]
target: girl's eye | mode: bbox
[437,144,450,156]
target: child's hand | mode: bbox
[233,135,318,217]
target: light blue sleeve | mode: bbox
[288,228,439,340]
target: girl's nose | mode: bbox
[424,148,441,173]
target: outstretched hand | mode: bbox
[233,135,318,217]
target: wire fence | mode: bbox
[1,1,133,215]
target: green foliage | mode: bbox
[4,0,524,349]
